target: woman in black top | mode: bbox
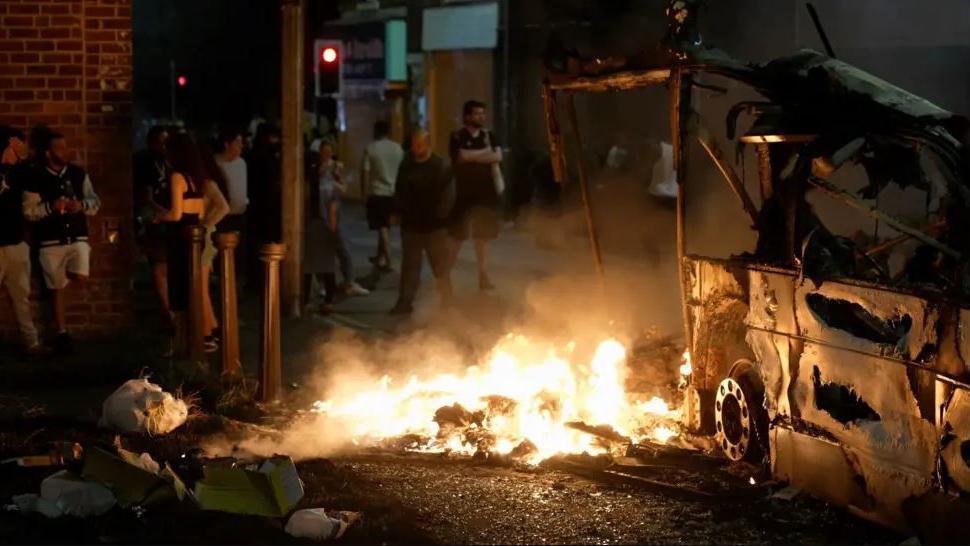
[154,132,206,319]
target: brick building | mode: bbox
[0,0,134,339]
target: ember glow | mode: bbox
[311,335,683,463]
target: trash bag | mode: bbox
[99,379,188,435]
[11,470,116,518]
[285,509,362,541]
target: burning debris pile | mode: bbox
[309,335,689,464]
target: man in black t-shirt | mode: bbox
[448,100,503,291]
[390,129,455,315]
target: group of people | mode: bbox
[0,98,504,356]
[0,126,101,355]
[305,99,505,316]
[133,123,293,353]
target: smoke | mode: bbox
[202,214,685,461]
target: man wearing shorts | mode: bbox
[449,100,503,291]
[0,127,44,354]
[23,132,100,354]
[362,120,403,272]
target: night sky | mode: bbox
[132,0,282,131]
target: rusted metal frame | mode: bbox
[755,144,773,202]
[563,93,605,280]
[807,175,961,260]
[696,132,759,226]
[671,67,695,350]
[864,221,946,257]
[541,83,567,184]
[546,68,671,92]
[746,324,970,391]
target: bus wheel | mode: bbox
[715,367,767,462]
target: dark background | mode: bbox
[132,0,284,131]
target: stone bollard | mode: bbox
[214,232,241,376]
[259,243,286,402]
[187,224,207,363]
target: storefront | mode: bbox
[319,10,407,199]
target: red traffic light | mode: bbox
[177,75,187,87]
[321,47,338,63]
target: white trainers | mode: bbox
[345,282,370,296]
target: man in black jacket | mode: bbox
[390,129,454,315]
[23,131,101,354]
[0,127,44,354]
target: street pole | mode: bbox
[259,243,286,402]
[169,59,176,121]
[280,0,305,318]
[215,232,241,376]
[187,225,206,363]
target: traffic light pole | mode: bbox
[280,0,304,318]
[169,59,176,121]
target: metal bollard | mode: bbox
[259,243,286,402]
[187,224,207,362]
[215,232,241,376]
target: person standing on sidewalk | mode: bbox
[133,125,171,327]
[152,132,207,352]
[0,127,45,355]
[214,127,248,235]
[22,131,101,355]
[361,120,403,272]
[448,100,503,291]
[317,141,369,298]
[390,129,455,315]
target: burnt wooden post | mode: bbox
[670,67,694,349]
[215,232,241,376]
[259,243,286,402]
[187,224,206,362]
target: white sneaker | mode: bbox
[345,282,370,296]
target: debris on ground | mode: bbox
[81,446,188,508]
[194,455,304,517]
[99,379,189,435]
[10,469,116,518]
[1,442,83,467]
[285,508,363,541]
[771,485,802,501]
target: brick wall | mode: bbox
[0,0,134,340]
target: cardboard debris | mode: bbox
[770,485,802,501]
[81,447,188,508]
[194,456,304,517]
[2,443,84,468]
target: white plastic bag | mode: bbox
[285,509,361,541]
[285,508,340,540]
[13,470,116,518]
[99,379,188,435]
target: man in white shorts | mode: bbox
[23,131,100,354]
[0,126,45,355]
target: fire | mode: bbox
[679,350,692,377]
[311,336,683,463]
